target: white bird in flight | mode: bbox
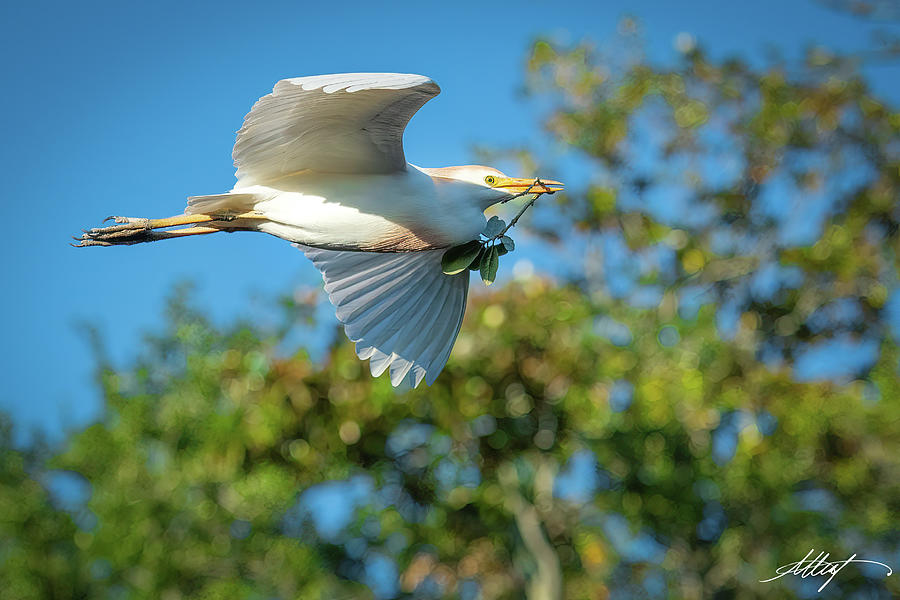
[77,73,562,388]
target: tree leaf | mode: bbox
[442,241,483,275]
[500,236,516,252]
[468,246,486,270]
[483,216,506,238]
[480,245,500,285]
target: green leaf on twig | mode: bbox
[441,241,483,275]
[483,216,506,238]
[468,246,486,271]
[442,200,531,282]
[480,246,500,285]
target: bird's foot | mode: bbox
[74,216,160,246]
[72,212,266,247]
[72,213,225,247]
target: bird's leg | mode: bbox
[73,212,264,247]
[74,225,223,247]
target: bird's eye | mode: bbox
[484,176,496,186]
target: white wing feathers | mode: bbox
[298,245,469,389]
[233,73,440,184]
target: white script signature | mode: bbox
[760,548,893,592]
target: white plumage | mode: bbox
[232,73,440,182]
[77,73,562,388]
[300,245,469,388]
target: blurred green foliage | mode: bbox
[3,18,900,600]
[3,283,898,598]
[525,28,899,373]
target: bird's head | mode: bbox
[421,165,564,209]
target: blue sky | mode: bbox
[1,0,897,443]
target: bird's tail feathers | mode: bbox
[185,192,257,215]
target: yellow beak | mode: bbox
[495,176,564,195]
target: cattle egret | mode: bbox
[76,73,563,388]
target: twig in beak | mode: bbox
[495,178,550,237]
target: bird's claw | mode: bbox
[71,238,113,247]
[73,217,156,247]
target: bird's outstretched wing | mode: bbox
[233,73,440,185]
[297,244,469,389]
